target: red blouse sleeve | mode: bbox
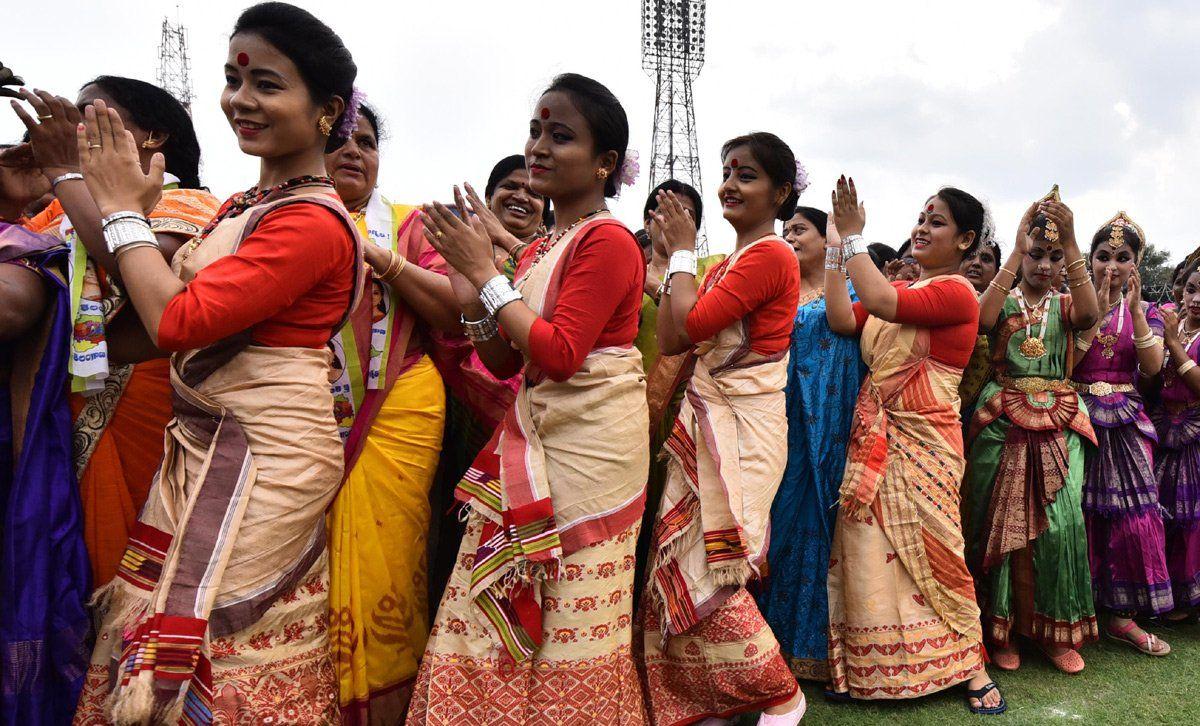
[684,241,794,344]
[527,225,643,382]
[157,203,354,351]
[892,277,978,327]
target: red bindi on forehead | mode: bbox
[926,203,935,212]
[731,158,739,168]
[236,52,250,67]
[539,107,550,119]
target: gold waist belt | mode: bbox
[1069,381,1135,397]
[996,374,1074,394]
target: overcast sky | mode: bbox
[6,0,1199,260]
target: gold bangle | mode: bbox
[1134,332,1161,349]
[1075,337,1093,352]
[988,279,1010,294]
[1065,259,1088,274]
[1179,359,1197,376]
[994,267,1017,281]
[509,241,530,260]
[382,253,408,283]
[1067,275,1092,289]
[379,251,401,280]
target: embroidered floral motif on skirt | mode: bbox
[407,518,646,726]
[74,555,339,725]
[639,588,796,724]
[827,506,984,699]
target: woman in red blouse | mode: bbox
[410,73,649,725]
[640,132,804,726]
[72,4,362,723]
[824,180,1004,714]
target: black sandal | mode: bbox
[822,688,854,703]
[966,681,1007,715]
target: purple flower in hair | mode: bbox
[335,87,367,140]
[618,149,640,190]
[794,160,810,196]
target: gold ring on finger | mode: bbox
[88,143,102,149]
[435,231,444,239]
[37,114,53,121]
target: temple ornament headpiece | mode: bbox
[1102,210,1145,252]
[1039,184,1061,246]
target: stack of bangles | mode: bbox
[101,211,159,259]
[1065,258,1091,289]
[377,250,407,283]
[988,267,1017,295]
[824,245,843,272]
[462,274,524,343]
[841,234,867,262]
[656,249,697,299]
[1180,359,1198,377]
[508,241,530,261]
[1133,330,1161,349]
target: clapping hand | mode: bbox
[649,190,697,253]
[11,88,82,178]
[421,188,498,287]
[76,100,163,217]
[1161,306,1180,345]
[458,182,520,250]
[831,176,866,237]
[1125,268,1143,312]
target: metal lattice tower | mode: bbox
[157,14,193,111]
[641,1,705,198]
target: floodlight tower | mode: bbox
[157,13,194,111]
[642,1,706,220]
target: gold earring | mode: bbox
[596,168,609,180]
[141,139,153,149]
[318,116,333,137]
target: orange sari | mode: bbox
[28,189,220,586]
[827,275,985,699]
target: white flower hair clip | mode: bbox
[618,149,640,190]
[794,159,810,196]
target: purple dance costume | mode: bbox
[1073,301,1172,615]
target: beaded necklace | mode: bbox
[180,174,334,260]
[531,208,607,264]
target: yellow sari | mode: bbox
[327,192,447,723]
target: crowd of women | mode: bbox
[1,2,1197,724]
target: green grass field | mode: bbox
[732,618,1200,724]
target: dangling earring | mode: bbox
[318,116,334,137]
[141,139,153,149]
[596,168,609,181]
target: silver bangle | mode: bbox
[461,313,499,343]
[101,210,147,228]
[842,234,868,259]
[51,172,84,189]
[824,245,843,271]
[103,216,157,255]
[478,275,523,317]
[666,249,697,279]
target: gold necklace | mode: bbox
[1015,287,1053,359]
[1095,301,1125,360]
